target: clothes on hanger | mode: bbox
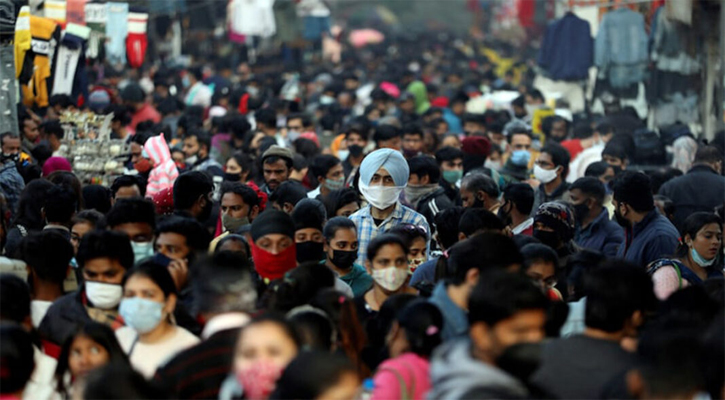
[537,12,593,81]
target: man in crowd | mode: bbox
[0,132,25,216]
[405,155,454,230]
[269,181,308,214]
[532,143,571,214]
[210,182,260,250]
[308,155,344,199]
[569,177,623,257]
[435,146,464,204]
[110,175,144,202]
[500,183,535,236]
[105,198,157,263]
[402,122,424,159]
[260,145,294,195]
[373,125,403,151]
[460,173,501,214]
[501,128,534,182]
[183,129,224,177]
[173,171,214,223]
[350,148,430,265]
[658,146,725,230]
[612,171,679,267]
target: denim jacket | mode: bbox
[595,9,648,88]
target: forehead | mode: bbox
[256,233,290,243]
[2,136,20,145]
[264,159,287,169]
[511,134,531,144]
[184,136,198,144]
[375,243,406,258]
[222,192,245,204]
[539,152,553,162]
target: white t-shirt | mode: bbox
[31,300,53,328]
[116,326,199,379]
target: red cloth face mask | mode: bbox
[250,240,297,282]
[134,158,152,173]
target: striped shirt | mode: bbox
[349,202,430,266]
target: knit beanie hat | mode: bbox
[251,210,295,242]
[534,202,575,241]
[291,199,327,232]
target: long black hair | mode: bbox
[55,323,130,396]
[11,179,53,230]
[395,300,443,358]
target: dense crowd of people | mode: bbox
[1,15,725,400]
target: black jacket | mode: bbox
[37,288,94,347]
[417,187,455,230]
[659,165,725,230]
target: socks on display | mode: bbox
[126,11,148,68]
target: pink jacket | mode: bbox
[144,135,178,197]
[371,353,431,400]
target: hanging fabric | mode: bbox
[85,2,108,63]
[52,23,90,97]
[105,2,128,65]
[537,12,593,81]
[126,11,148,68]
[0,0,19,135]
[22,16,61,108]
[594,8,648,89]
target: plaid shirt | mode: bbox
[350,202,430,266]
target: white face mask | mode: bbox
[337,149,350,162]
[85,281,123,309]
[484,159,503,171]
[359,182,403,210]
[185,155,198,165]
[371,266,409,292]
[534,164,559,184]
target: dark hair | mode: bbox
[82,363,169,399]
[310,155,341,180]
[287,309,335,351]
[287,113,312,129]
[602,142,628,162]
[468,270,548,326]
[43,184,77,224]
[676,212,722,259]
[46,171,83,211]
[104,198,157,230]
[507,128,533,144]
[520,243,559,272]
[269,181,308,209]
[459,208,505,237]
[565,249,606,302]
[265,263,335,313]
[123,261,178,299]
[244,313,302,349]
[54,323,129,395]
[572,122,594,139]
[373,125,403,144]
[193,252,255,314]
[367,234,408,262]
[228,152,254,176]
[270,352,357,400]
[584,261,656,332]
[434,206,464,250]
[156,216,211,254]
[291,153,308,172]
[595,122,615,136]
[461,172,499,199]
[255,108,277,129]
[612,171,655,213]
[41,119,65,140]
[129,130,153,147]
[387,223,428,250]
[49,94,74,109]
[526,89,545,102]
[76,230,134,271]
[263,153,295,170]
[184,128,211,153]
[0,274,31,323]
[11,179,53,231]
[694,145,721,165]
[541,143,571,178]
[111,175,145,198]
[322,216,357,242]
[541,116,569,139]
[584,161,612,179]
[570,177,606,205]
[220,182,260,208]
[448,233,523,284]
[322,188,360,218]
[435,146,464,164]
[402,122,424,138]
[0,323,35,394]
[502,183,535,216]
[71,209,105,230]
[19,231,73,284]
[173,171,213,211]
[229,117,252,140]
[82,185,112,214]
[396,300,443,357]
[408,155,441,182]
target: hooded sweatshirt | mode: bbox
[406,81,430,115]
[144,135,179,197]
[428,338,529,400]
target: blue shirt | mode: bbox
[428,282,468,342]
[349,202,430,266]
[616,210,679,268]
[410,257,438,287]
[574,209,624,258]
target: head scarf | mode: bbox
[534,202,576,242]
[359,148,409,187]
[406,81,431,114]
[42,157,72,177]
[251,210,296,242]
[671,136,698,174]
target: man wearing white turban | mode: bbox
[350,148,430,265]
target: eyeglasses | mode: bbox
[399,223,428,236]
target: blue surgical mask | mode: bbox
[119,297,165,334]
[510,150,531,167]
[690,247,715,267]
[131,241,154,264]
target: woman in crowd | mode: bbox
[270,352,360,400]
[648,212,723,300]
[371,301,443,400]
[222,314,301,400]
[4,179,54,257]
[115,261,199,378]
[387,223,428,273]
[69,210,104,256]
[225,152,254,184]
[54,323,129,399]
[355,234,417,327]
[322,188,361,218]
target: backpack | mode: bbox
[633,129,666,165]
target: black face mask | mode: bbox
[1,153,19,164]
[572,202,590,225]
[614,209,630,228]
[471,196,486,209]
[533,229,561,249]
[330,249,356,270]
[348,144,364,157]
[223,172,241,182]
[199,197,213,221]
[296,241,325,264]
[497,202,512,226]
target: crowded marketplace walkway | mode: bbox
[0,0,724,399]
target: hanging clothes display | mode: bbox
[43,0,66,25]
[594,8,648,89]
[126,11,148,68]
[229,0,276,38]
[1,0,19,135]
[52,23,90,99]
[296,0,330,42]
[14,5,31,81]
[66,0,86,25]
[22,15,61,108]
[105,2,128,65]
[537,12,593,81]
[85,1,107,64]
